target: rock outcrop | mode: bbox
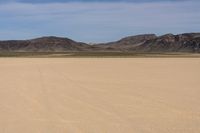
[96,33,200,52]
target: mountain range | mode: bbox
[0,33,199,53]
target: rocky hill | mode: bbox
[95,34,157,51]
[0,33,199,52]
[0,36,90,52]
[96,33,200,52]
[135,33,200,52]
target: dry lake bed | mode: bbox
[0,58,199,133]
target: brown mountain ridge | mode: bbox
[0,33,199,53]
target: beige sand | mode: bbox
[0,58,199,133]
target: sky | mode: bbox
[0,0,199,42]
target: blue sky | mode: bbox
[0,0,192,3]
[0,0,199,42]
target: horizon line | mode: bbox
[0,32,199,43]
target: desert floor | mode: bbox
[0,58,199,133]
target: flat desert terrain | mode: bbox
[0,58,200,133]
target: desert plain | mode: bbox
[0,58,199,133]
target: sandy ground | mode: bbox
[0,58,199,133]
